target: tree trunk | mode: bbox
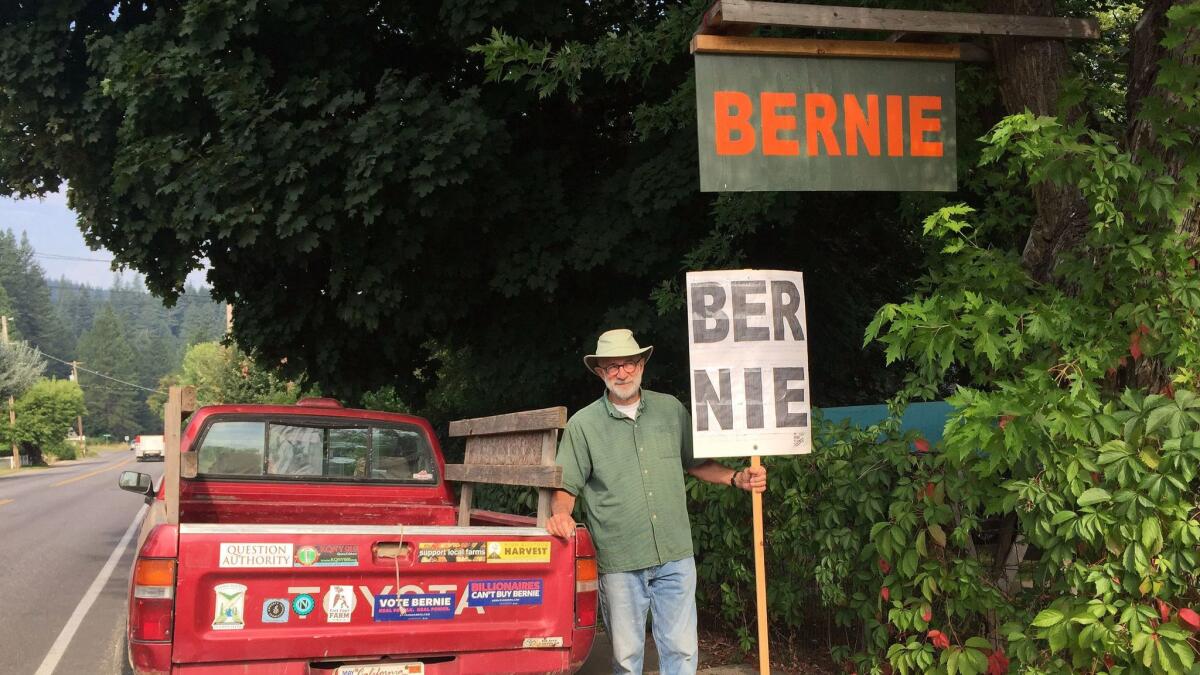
[1125,0,1200,392]
[987,0,1091,285]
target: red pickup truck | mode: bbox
[119,397,597,674]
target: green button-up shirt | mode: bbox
[556,389,703,573]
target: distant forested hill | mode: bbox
[0,229,225,436]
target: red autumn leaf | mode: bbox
[921,606,932,622]
[1162,383,1176,399]
[987,649,1010,675]
[880,586,890,602]
[1130,331,1143,360]
[878,558,891,574]
[998,415,1013,430]
[914,437,931,453]
[1104,654,1115,669]
[1158,599,1170,623]
[923,482,936,499]
[1178,608,1200,632]
[927,629,949,650]
[1138,323,1150,336]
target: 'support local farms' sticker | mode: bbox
[212,583,247,630]
[467,579,543,607]
[486,541,551,563]
[374,593,456,621]
[294,544,359,567]
[219,542,293,568]
[417,542,486,563]
[261,598,290,623]
[323,585,357,622]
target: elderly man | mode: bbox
[548,328,767,675]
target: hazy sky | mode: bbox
[0,190,207,288]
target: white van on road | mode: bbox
[133,434,165,461]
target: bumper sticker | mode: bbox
[374,593,456,621]
[323,585,357,623]
[212,583,247,630]
[291,593,316,618]
[262,598,290,623]
[417,542,486,563]
[466,579,543,607]
[295,544,359,567]
[486,541,551,563]
[219,543,293,568]
[522,637,564,648]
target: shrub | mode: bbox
[1,379,85,463]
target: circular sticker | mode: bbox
[292,593,315,617]
[296,546,320,566]
[265,600,287,619]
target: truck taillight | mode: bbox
[131,559,175,642]
[575,557,598,628]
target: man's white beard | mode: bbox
[606,371,642,403]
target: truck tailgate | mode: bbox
[172,524,576,664]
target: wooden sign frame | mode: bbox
[697,0,1100,40]
[445,407,568,528]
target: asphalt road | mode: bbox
[0,449,162,675]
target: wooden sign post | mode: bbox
[687,270,812,674]
[750,455,769,673]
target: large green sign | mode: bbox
[695,54,956,192]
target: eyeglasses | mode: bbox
[600,360,642,377]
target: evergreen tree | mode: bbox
[0,231,70,373]
[75,304,140,436]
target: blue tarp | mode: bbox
[819,401,953,443]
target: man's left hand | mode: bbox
[735,465,767,493]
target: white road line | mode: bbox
[34,503,147,675]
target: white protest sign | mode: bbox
[687,270,811,458]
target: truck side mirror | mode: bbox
[119,470,155,499]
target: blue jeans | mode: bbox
[599,556,698,675]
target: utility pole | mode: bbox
[2,316,16,470]
[69,360,86,457]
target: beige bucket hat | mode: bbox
[583,329,654,373]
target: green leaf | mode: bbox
[1078,488,1112,507]
[1050,510,1077,525]
[964,637,992,650]
[1032,608,1065,628]
[928,524,947,548]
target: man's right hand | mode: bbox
[546,512,577,539]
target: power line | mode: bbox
[37,350,163,394]
[33,252,115,263]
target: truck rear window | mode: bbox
[195,419,438,484]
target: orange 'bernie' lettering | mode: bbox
[886,95,904,157]
[909,96,943,157]
[805,93,841,157]
[760,92,799,156]
[843,94,880,157]
[714,91,755,155]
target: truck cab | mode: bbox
[120,397,596,674]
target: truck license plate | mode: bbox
[334,664,424,675]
